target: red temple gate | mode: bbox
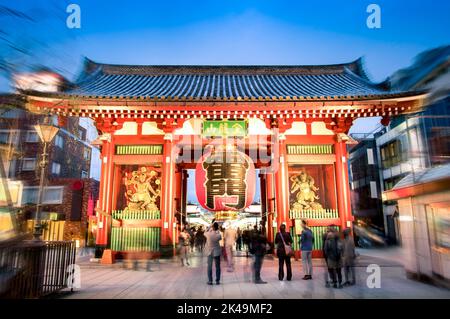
[23,58,425,261]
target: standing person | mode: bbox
[219,226,226,262]
[300,220,314,280]
[249,225,259,257]
[275,224,293,281]
[178,227,191,266]
[250,228,268,284]
[342,228,356,286]
[204,222,222,285]
[201,229,207,251]
[322,226,335,287]
[251,225,259,237]
[224,226,238,272]
[195,227,204,253]
[242,228,251,257]
[324,231,343,288]
[189,226,196,252]
[236,227,243,251]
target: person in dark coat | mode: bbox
[324,231,343,288]
[195,227,205,252]
[250,229,268,284]
[322,226,335,287]
[236,227,243,251]
[274,224,293,281]
[342,228,356,286]
[189,226,196,251]
[242,228,251,257]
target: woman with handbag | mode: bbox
[275,224,293,281]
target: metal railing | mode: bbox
[110,227,160,252]
[289,209,339,219]
[290,225,340,251]
[0,240,76,298]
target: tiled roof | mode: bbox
[393,163,450,190]
[47,58,417,101]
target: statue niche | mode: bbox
[290,170,323,210]
[123,167,161,211]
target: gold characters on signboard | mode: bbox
[124,167,161,211]
[290,170,323,210]
[203,120,246,137]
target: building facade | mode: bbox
[0,93,100,245]
[375,46,450,242]
[384,163,450,287]
[348,133,384,236]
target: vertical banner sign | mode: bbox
[195,146,255,211]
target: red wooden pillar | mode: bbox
[160,130,176,249]
[174,169,182,243]
[266,172,275,243]
[180,170,188,219]
[334,137,353,230]
[96,132,115,247]
[111,165,121,212]
[274,133,290,229]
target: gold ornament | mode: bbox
[123,167,161,211]
[290,170,323,211]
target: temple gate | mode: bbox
[23,58,425,261]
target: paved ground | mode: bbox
[54,248,450,299]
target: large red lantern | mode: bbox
[195,146,255,211]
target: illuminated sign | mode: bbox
[202,120,247,137]
[195,146,255,211]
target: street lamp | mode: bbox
[33,117,59,240]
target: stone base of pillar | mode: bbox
[101,249,115,264]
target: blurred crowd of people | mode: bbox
[177,220,357,288]
[322,226,356,288]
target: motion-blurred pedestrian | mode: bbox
[250,229,268,284]
[322,226,335,287]
[224,226,238,272]
[236,227,243,251]
[324,231,343,289]
[178,226,191,266]
[342,228,356,286]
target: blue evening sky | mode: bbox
[1,1,449,199]
[2,1,449,84]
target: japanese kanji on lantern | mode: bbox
[195,145,256,211]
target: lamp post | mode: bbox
[33,118,59,240]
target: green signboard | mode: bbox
[202,120,247,137]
